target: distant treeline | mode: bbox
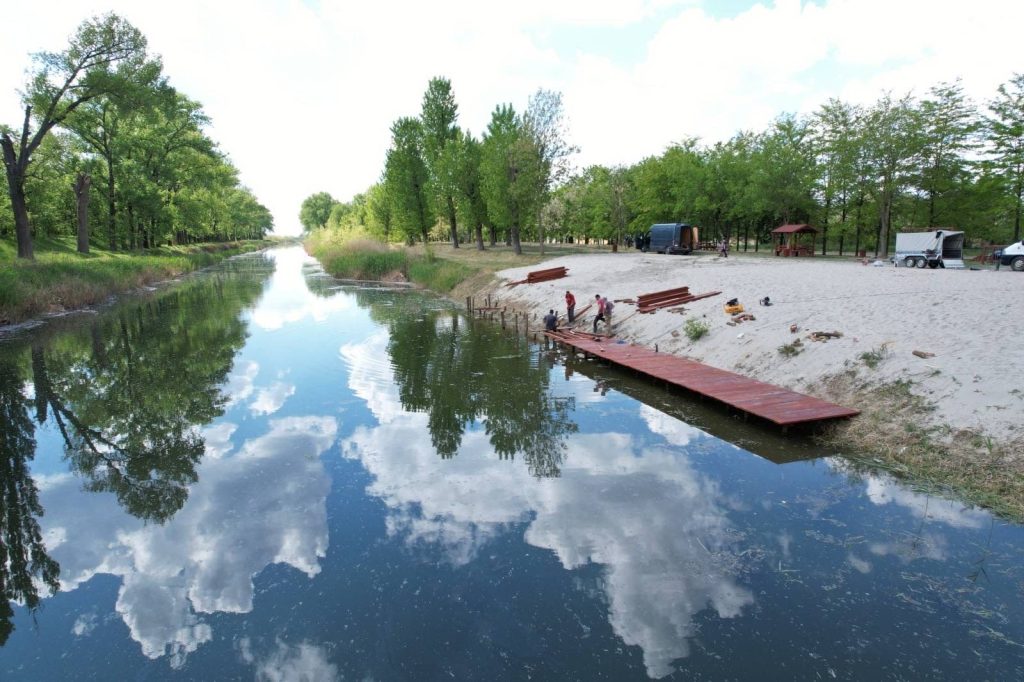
[1,14,273,259]
[306,75,1024,257]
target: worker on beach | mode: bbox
[565,290,576,323]
[593,294,606,333]
[544,309,558,331]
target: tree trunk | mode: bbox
[511,224,522,255]
[106,162,117,251]
[1014,173,1022,242]
[31,343,50,423]
[446,195,459,248]
[475,221,484,250]
[489,224,497,246]
[1,136,34,259]
[74,173,91,254]
[877,196,892,258]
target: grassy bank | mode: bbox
[820,373,1024,522]
[0,237,269,325]
[303,230,563,293]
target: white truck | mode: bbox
[894,230,965,269]
[994,240,1024,271]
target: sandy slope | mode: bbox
[487,252,1023,444]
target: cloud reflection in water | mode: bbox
[38,415,337,667]
[342,333,752,678]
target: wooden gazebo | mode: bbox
[772,224,817,256]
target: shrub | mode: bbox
[683,318,709,341]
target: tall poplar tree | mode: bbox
[420,77,461,248]
[384,117,433,244]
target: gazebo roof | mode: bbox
[772,224,817,234]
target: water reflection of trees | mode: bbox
[0,355,60,646]
[373,300,576,476]
[0,257,269,641]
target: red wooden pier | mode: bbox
[546,330,859,427]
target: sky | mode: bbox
[2,0,1022,236]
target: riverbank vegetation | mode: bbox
[2,13,273,264]
[302,72,1024,259]
[822,375,1024,521]
[0,237,268,324]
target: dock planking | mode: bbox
[546,330,859,427]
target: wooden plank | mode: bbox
[545,330,859,427]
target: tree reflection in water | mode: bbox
[365,295,576,476]
[0,355,60,646]
[0,256,270,642]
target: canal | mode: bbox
[1,246,1022,679]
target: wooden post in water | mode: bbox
[466,296,472,314]
[501,309,506,329]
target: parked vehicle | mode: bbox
[993,240,1024,271]
[646,223,698,255]
[894,230,965,269]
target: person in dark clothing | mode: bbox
[543,309,558,331]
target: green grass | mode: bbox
[859,344,890,369]
[0,237,267,324]
[407,259,476,292]
[307,230,481,293]
[777,339,803,357]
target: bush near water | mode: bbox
[306,227,474,293]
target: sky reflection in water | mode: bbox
[2,246,1022,680]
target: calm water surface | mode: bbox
[1,246,1022,680]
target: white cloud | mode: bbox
[239,637,340,682]
[250,381,296,416]
[3,1,1020,236]
[223,360,260,407]
[37,415,337,666]
[341,332,751,678]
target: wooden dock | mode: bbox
[546,330,859,427]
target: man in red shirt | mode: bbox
[565,290,576,322]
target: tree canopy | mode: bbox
[2,13,272,258]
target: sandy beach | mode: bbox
[485,252,1023,451]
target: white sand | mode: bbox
[488,252,1023,443]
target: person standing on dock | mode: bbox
[544,309,558,331]
[565,290,576,323]
[602,296,614,334]
[593,294,606,333]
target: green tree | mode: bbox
[917,80,979,228]
[811,100,862,253]
[524,89,576,252]
[420,77,462,248]
[366,182,394,241]
[299,191,338,232]
[384,117,434,244]
[454,131,489,250]
[1,13,154,259]
[480,104,543,254]
[862,93,923,257]
[986,73,1024,242]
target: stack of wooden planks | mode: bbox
[636,286,721,313]
[506,266,569,287]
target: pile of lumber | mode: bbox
[506,266,568,287]
[636,286,721,313]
